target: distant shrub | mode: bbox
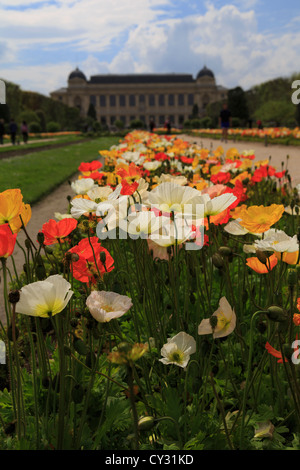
[231,117,241,128]
[199,117,212,128]
[29,121,41,133]
[115,119,125,130]
[129,119,145,129]
[46,121,60,132]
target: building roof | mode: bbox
[197,66,215,79]
[89,73,195,84]
[68,67,87,81]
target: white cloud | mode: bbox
[0,1,299,96]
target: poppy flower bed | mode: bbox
[1,130,300,450]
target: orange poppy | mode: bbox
[246,253,278,273]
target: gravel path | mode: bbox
[1,135,299,324]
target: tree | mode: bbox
[87,103,97,121]
[227,87,249,124]
[191,104,199,119]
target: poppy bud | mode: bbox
[35,264,46,280]
[37,232,44,245]
[138,416,155,431]
[25,239,31,249]
[8,290,20,304]
[44,246,53,255]
[267,306,287,322]
[212,253,224,269]
[100,251,106,264]
[218,246,232,257]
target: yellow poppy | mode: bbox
[0,189,23,225]
[239,204,284,233]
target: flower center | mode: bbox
[169,350,184,364]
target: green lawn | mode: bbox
[0,134,85,154]
[0,137,120,204]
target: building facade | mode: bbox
[50,66,227,128]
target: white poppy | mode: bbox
[198,297,236,339]
[16,275,73,318]
[70,198,98,218]
[86,291,132,323]
[71,178,96,195]
[87,185,113,202]
[159,332,196,368]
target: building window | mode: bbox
[110,95,116,107]
[178,94,184,106]
[188,94,194,106]
[159,94,165,106]
[100,95,106,107]
[139,95,145,103]
[129,95,136,107]
[130,116,135,122]
[169,115,175,124]
[90,95,96,106]
[149,94,155,106]
[58,96,62,101]
[168,94,174,106]
[159,115,165,125]
[140,115,145,124]
[119,95,126,107]
[120,115,126,126]
[101,117,107,126]
[179,115,184,125]
[110,116,116,125]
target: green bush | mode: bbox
[129,119,145,129]
[29,121,41,133]
[231,117,241,128]
[46,121,60,133]
[115,119,125,130]
[199,117,212,128]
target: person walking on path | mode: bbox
[21,121,29,144]
[164,117,171,134]
[0,119,5,145]
[9,118,18,145]
[149,118,155,133]
[219,103,232,143]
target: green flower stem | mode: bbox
[155,417,183,449]
[127,364,139,450]
[209,372,235,450]
[239,310,266,449]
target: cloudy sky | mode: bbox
[0,0,299,96]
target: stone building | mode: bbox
[50,66,227,128]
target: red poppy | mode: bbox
[83,171,104,181]
[120,180,139,196]
[181,156,194,165]
[265,342,287,363]
[0,224,17,258]
[68,236,114,284]
[155,152,169,161]
[210,172,231,185]
[274,170,286,179]
[41,218,78,245]
[78,160,103,173]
